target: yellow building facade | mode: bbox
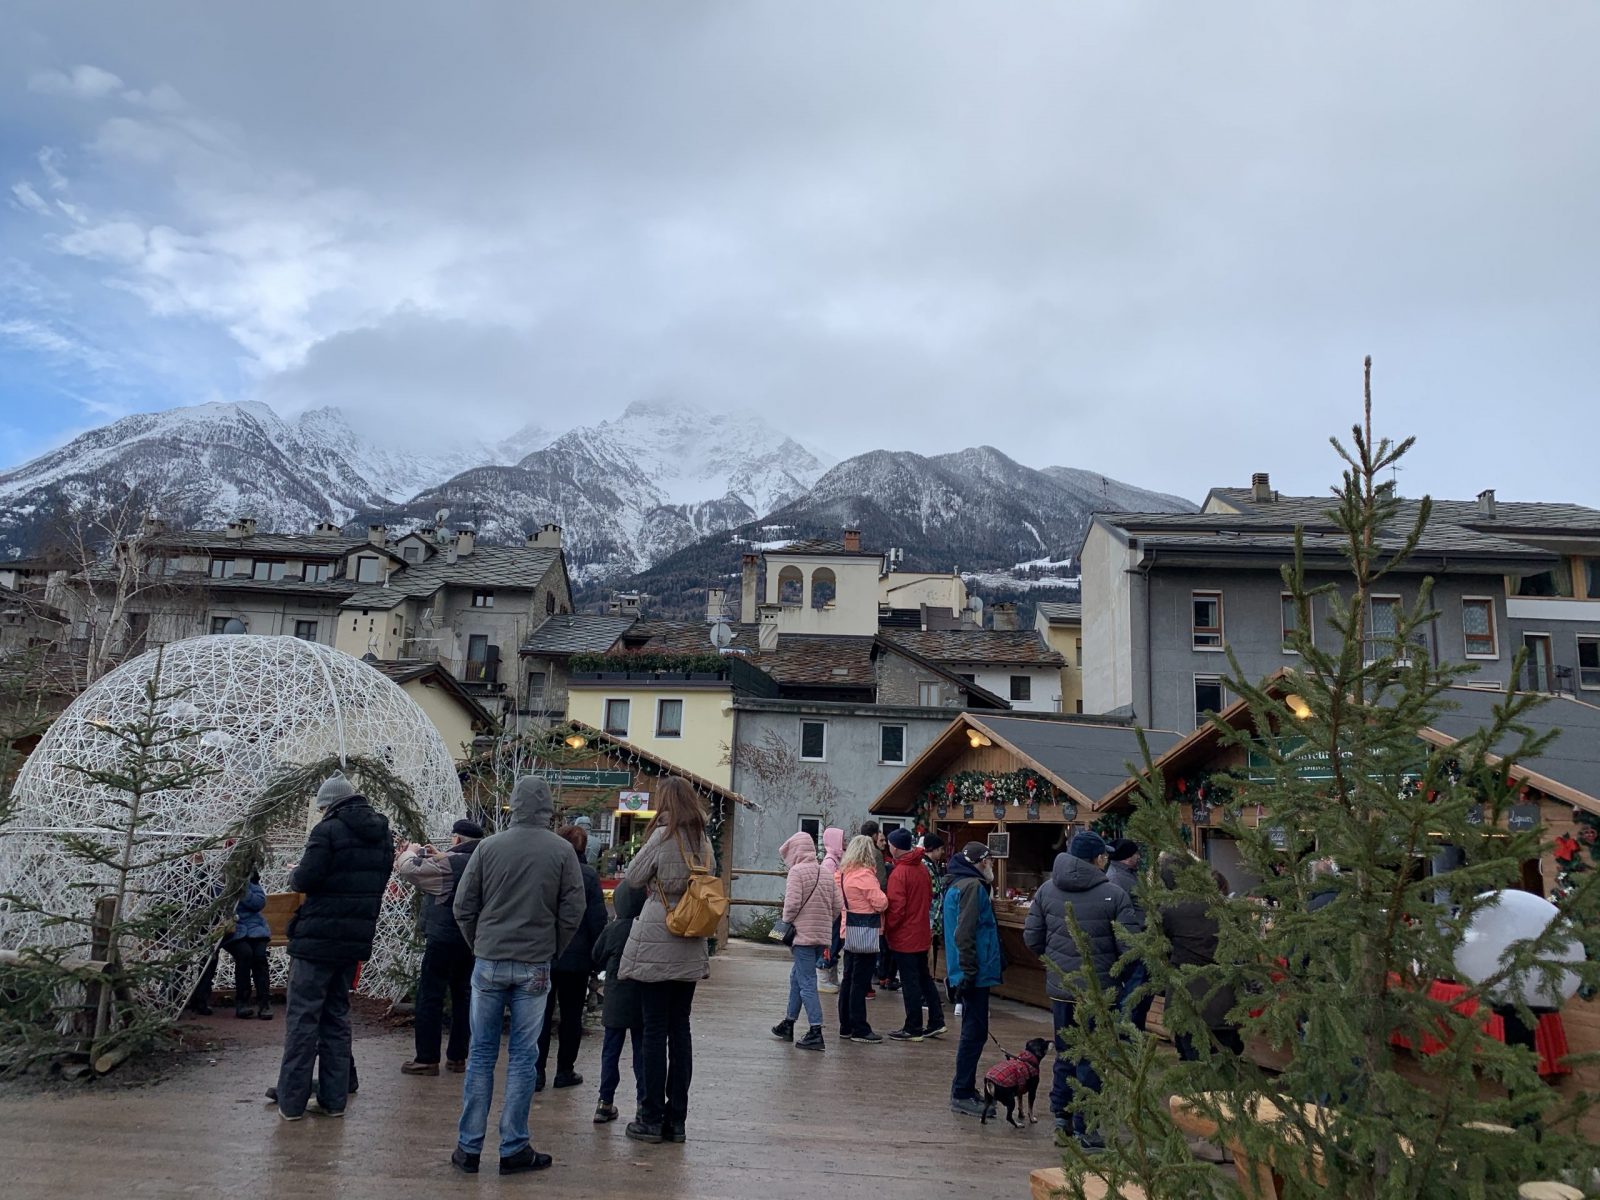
[1035,602,1084,714]
[566,682,734,787]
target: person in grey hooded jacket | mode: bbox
[1022,830,1137,1151]
[449,776,584,1177]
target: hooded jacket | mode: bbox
[820,827,846,877]
[592,880,646,1029]
[943,854,1002,990]
[618,823,716,984]
[779,832,837,948]
[884,847,933,953]
[1023,852,1137,1000]
[453,777,585,965]
[225,879,270,944]
[287,795,393,963]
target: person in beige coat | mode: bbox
[618,778,714,1145]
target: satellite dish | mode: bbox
[221,618,247,635]
[435,507,450,526]
[710,621,734,650]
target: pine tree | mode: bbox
[1054,360,1600,1198]
[0,650,230,1074]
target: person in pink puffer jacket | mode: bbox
[836,835,890,1044]
[816,827,846,995]
[771,832,838,1051]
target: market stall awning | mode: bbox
[870,711,1179,815]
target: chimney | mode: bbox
[1477,488,1497,519]
[367,523,387,546]
[1250,473,1273,503]
[706,587,727,623]
[740,554,759,625]
[141,514,166,537]
[842,528,862,553]
[453,527,475,557]
[992,601,1019,631]
[529,522,563,549]
[758,606,780,651]
[312,519,340,536]
[225,520,245,540]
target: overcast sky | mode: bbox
[2,3,1597,505]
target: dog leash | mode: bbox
[987,1029,1019,1060]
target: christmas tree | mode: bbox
[1053,360,1600,1198]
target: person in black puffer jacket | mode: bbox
[1022,830,1137,1150]
[536,824,608,1091]
[274,772,392,1121]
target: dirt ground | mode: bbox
[0,942,1218,1199]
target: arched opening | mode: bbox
[811,567,837,610]
[777,565,804,606]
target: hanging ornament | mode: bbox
[1027,797,1040,821]
[962,801,974,820]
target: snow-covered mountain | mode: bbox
[0,398,834,573]
[389,399,835,577]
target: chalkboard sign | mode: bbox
[1266,825,1290,851]
[987,831,1011,859]
[1507,804,1540,833]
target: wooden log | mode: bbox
[1029,1167,1148,1200]
[93,1042,137,1075]
[0,949,114,973]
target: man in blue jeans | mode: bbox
[450,777,584,1175]
[944,842,1003,1116]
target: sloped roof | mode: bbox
[767,537,878,557]
[155,531,368,556]
[881,629,1066,668]
[1209,487,1600,535]
[340,544,563,610]
[1036,602,1082,625]
[871,635,1010,710]
[555,719,751,808]
[522,613,638,656]
[366,658,498,733]
[749,635,877,689]
[1420,688,1600,814]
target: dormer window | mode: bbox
[403,544,422,563]
[355,555,381,584]
[304,562,333,583]
[209,558,233,579]
[252,560,287,582]
[472,590,495,608]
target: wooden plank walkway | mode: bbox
[0,941,1122,1200]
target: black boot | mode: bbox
[625,1120,664,1144]
[770,1017,796,1041]
[795,1025,825,1052]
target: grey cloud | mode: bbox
[2,1,1597,504]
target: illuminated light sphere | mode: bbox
[0,635,465,1010]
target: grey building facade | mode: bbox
[1082,478,1600,733]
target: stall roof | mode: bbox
[555,719,752,809]
[1095,677,1600,818]
[871,711,1179,814]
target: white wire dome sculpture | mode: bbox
[0,635,466,1009]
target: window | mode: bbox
[918,681,942,706]
[1281,594,1306,653]
[655,698,684,739]
[1192,591,1223,649]
[209,558,233,579]
[472,590,495,608]
[294,620,318,641]
[800,719,827,762]
[526,670,548,699]
[604,698,631,737]
[546,592,556,615]
[1075,699,1084,714]
[355,555,381,584]
[1009,675,1031,702]
[1461,598,1497,658]
[145,555,178,577]
[402,544,422,562]
[880,724,907,765]
[209,616,245,634]
[303,562,333,583]
[1194,676,1225,726]
[1586,559,1600,599]
[1578,637,1600,691]
[1515,562,1574,598]
[1075,638,1083,668]
[252,560,287,581]
[1523,634,1554,692]
[810,567,837,609]
[1367,596,1404,663]
[777,565,804,606]
[798,815,823,845]
[957,672,976,684]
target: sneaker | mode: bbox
[923,1024,947,1039]
[626,1120,664,1144]
[278,1108,304,1122]
[256,1004,273,1021]
[771,1017,796,1041]
[450,1148,480,1174]
[1077,1131,1107,1154]
[307,1097,344,1118]
[264,1086,278,1102]
[1053,1123,1073,1149]
[888,1028,923,1042]
[850,1031,884,1044]
[401,1060,440,1076]
[594,1102,619,1124]
[950,1097,988,1118]
[865,989,877,1000]
[446,1059,466,1073]
[795,1026,825,1052]
[817,981,840,994]
[499,1146,553,1174]
[553,1071,584,1089]
[881,980,901,992]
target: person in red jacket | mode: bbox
[883,829,946,1042]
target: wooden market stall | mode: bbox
[1092,682,1600,1141]
[871,712,1180,1007]
[465,720,750,940]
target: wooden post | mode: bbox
[89,895,116,1046]
[718,799,735,946]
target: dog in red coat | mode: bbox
[981,1038,1050,1128]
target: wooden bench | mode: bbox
[1029,1167,1147,1200]
[262,892,302,949]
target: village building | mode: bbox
[1079,475,1600,732]
[1034,601,1084,714]
[366,658,498,761]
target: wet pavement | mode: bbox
[0,941,1091,1199]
